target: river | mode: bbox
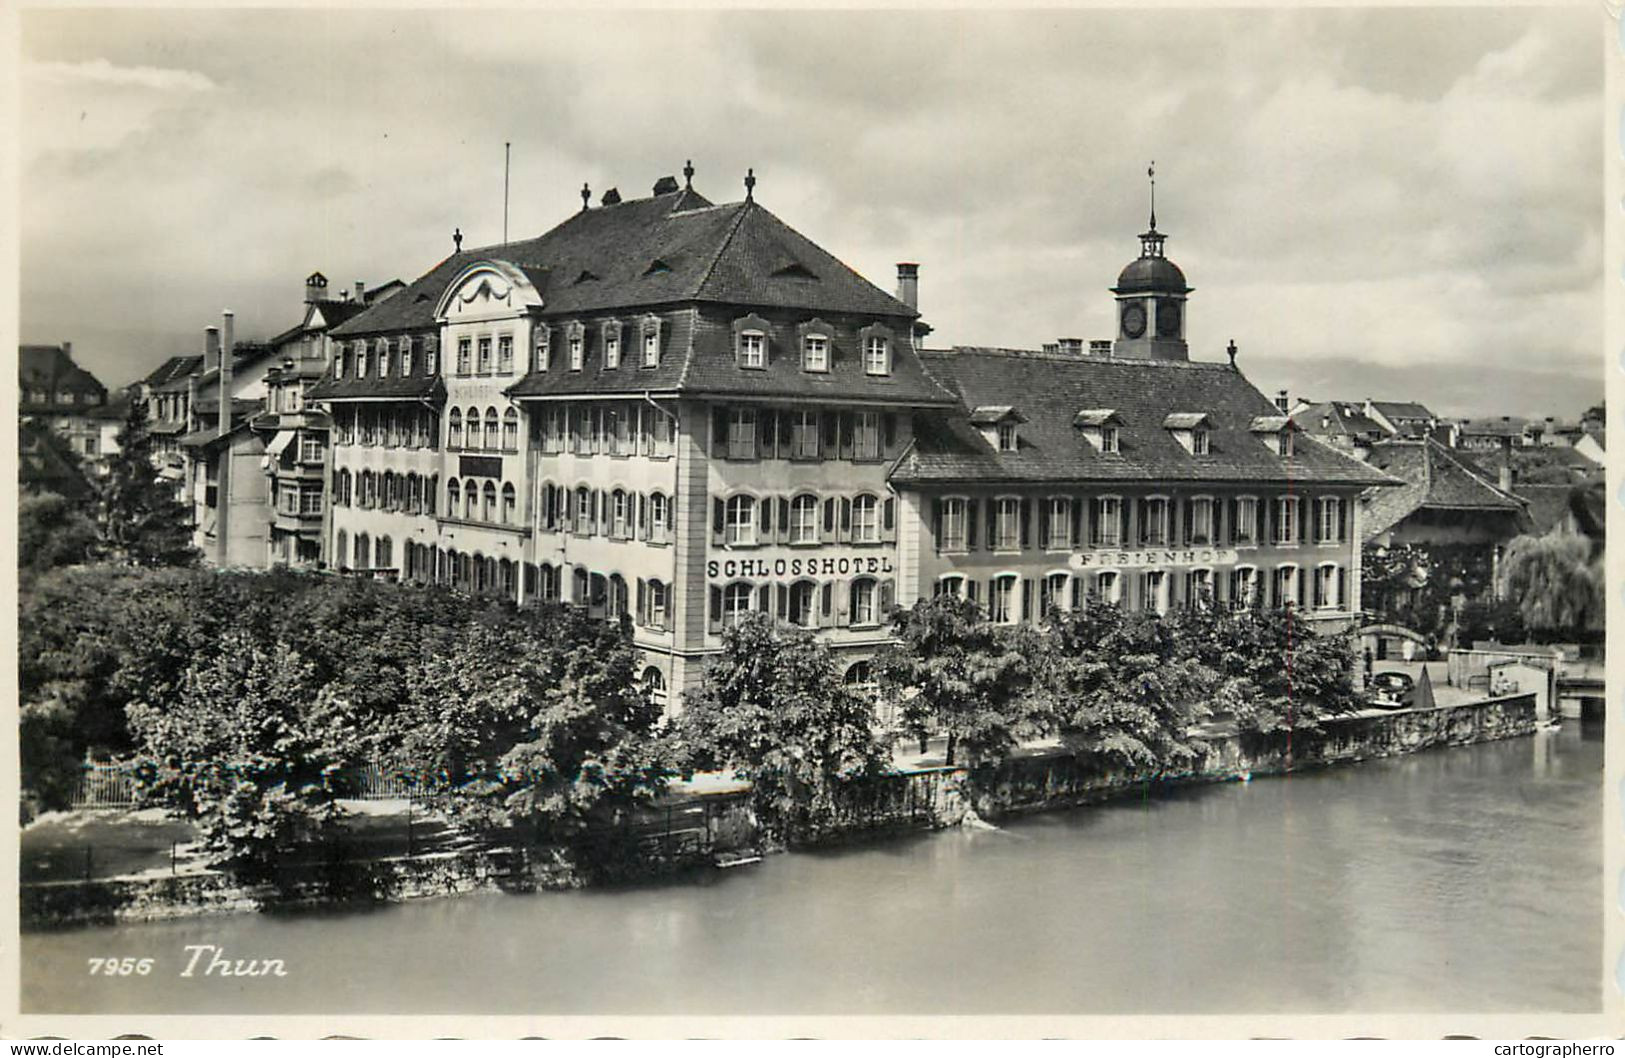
[21,725,1603,1016]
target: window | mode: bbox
[1315,564,1338,608]
[425,337,438,375]
[1230,567,1258,609]
[448,408,463,449]
[1275,566,1299,608]
[477,336,493,374]
[502,483,516,525]
[1187,568,1215,609]
[299,435,324,464]
[993,498,1021,550]
[1193,428,1211,456]
[850,578,877,626]
[1101,425,1120,454]
[484,408,499,451]
[534,329,550,372]
[502,408,518,451]
[575,486,593,534]
[940,498,968,551]
[334,352,346,379]
[1275,496,1298,545]
[448,479,460,514]
[739,331,766,369]
[1316,497,1343,543]
[612,489,629,538]
[457,338,471,375]
[788,580,817,627]
[790,410,819,459]
[642,325,660,367]
[864,336,890,375]
[1046,497,1071,550]
[1041,572,1070,619]
[478,481,494,522]
[603,332,620,370]
[1283,430,1295,457]
[853,411,881,461]
[725,495,756,545]
[1140,497,1168,546]
[1188,497,1214,545]
[649,492,670,543]
[852,494,880,543]
[991,575,1018,623]
[723,582,753,628]
[936,575,967,599]
[789,494,819,544]
[997,422,1018,452]
[1143,570,1167,614]
[1095,496,1123,546]
[357,347,370,378]
[400,340,414,377]
[728,407,757,460]
[569,334,584,371]
[497,335,513,374]
[803,334,829,372]
[1233,497,1258,545]
[644,581,669,630]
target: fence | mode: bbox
[69,762,138,809]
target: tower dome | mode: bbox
[1110,162,1192,361]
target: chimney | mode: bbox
[205,326,221,372]
[601,187,622,206]
[1090,339,1114,358]
[1274,390,1290,414]
[354,280,366,304]
[61,341,72,360]
[895,263,919,311]
[652,176,680,196]
[1498,463,1513,493]
[1058,337,1083,357]
[219,311,234,438]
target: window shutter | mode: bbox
[1070,576,1083,610]
[821,412,839,460]
[882,413,896,453]
[778,497,790,544]
[882,497,896,542]
[838,496,852,542]
[1296,568,1307,608]
[932,499,943,553]
[712,407,727,452]
[638,494,649,540]
[839,413,855,460]
[712,497,725,545]
[1072,499,1084,549]
[709,586,723,633]
[1021,579,1034,622]
[1337,568,1348,608]
[776,583,788,619]
[1119,501,1131,547]
[1298,496,1308,544]
[1180,500,1192,545]
[820,582,834,627]
[1019,499,1032,548]
[758,411,773,456]
[879,577,895,616]
[966,499,979,551]
[760,495,774,536]
[823,498,836,541]
[1261,499,1272,545]
[1037,502,1050,550]
[835,580,850,624]
[758,584,771,612]
[636,578,646,622]
[966,579,979,604]
[984,500,996,549]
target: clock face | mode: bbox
[1157,299,1182,338]
[1121,302,1147,339]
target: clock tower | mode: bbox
[1111,163,1191,361]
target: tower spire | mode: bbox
[1148,160,1157,231]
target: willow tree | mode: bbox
[1500,532,1603,636]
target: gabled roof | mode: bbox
[1291,400,1388,438]
[969,405,1026,425]
[136,355,205,389]
[1512,484,1580,536]
[1248,415,1295,433]
[890,348,1398,487]
[1361,438,1528,537]
[1162,412,1210,430]
[328,186,915,340]
[152,342,275,393]
[1072,409,1123,428]
[1368,400,1434,420]
[20,345,106,399]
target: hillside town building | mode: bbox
[308,170,1393,698]
[19,343,123,463]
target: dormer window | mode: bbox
[1249,415,1298,457]
[425,336,438,375]
[641,316,662,367]
[970,406,1026,452]
[400,340,414,377]
[534,328,550,372]
[1164,412,1212,455]
[997,422,1017,452]
[804,334,829,372]
[566,323,585,371]
[864,336,889,375]
[602,321,622,370]
[739,332,765,368]
[377,340,391,378]
[1074,409,1124,453]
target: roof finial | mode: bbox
[581,182,591,212]
[1147,160,1157,231]
[453,227,463,252]
[1226,338,1238,369]
[683,159,695,190]
[744,167,756,202]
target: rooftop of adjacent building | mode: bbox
[1361,437,1529,538]
[20,343,109,413]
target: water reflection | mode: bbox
[21,727,1602,1016]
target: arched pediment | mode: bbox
[433,260,544,321]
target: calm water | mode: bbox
[22,726,1603,1016]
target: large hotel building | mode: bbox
[309,170,1392,702]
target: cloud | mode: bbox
[25,57,215,93]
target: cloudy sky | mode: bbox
[18,6,1604,418]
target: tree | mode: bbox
[18,491,97,577]
[126,633,354,883]
[1177,606,1361,737]
[95,400,197,568]
[1500,532,1603,637]
[673,613,891,840]
[873,594,1049,768]
[1044,604,1222,775]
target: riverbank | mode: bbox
[20,691,1540,931]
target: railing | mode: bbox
[69,762,138,809]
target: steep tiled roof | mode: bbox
[1291,400,1388,438]
[1369,400,1434,421]
[1361,439,1527,537]
[137,355,204,389]
[1513,484,1578,536]
[890,348,1398,487]
[329,186,914,340]
[308,372,445,401]
[152,342,274,394]
[20,345,107,404]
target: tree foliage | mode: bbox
[94,400,198,568]
[18,491,98,579]
[1500,532,1603,636]
[673,613,891,840]
[873,594,1049,767]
